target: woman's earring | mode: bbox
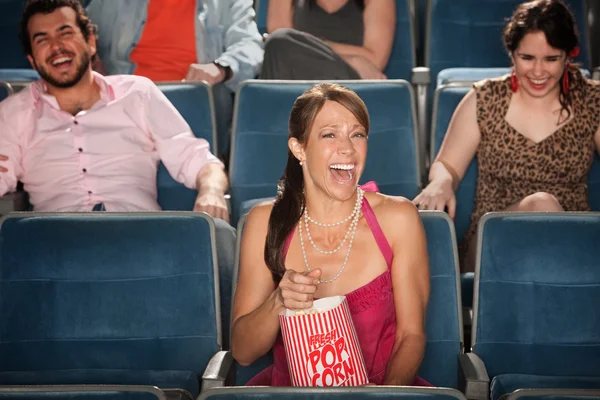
[299,160,303,166]
[511,69,519,93]
[562,63,570,94]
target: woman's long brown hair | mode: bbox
[264,83,370,283]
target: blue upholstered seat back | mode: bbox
[0,0,30,69]
[156,83,216,211]
[473,213,600,378]
[419,211,463,388]
[230,80,420,223]
[383,0,417,80]
[0,213,221,374]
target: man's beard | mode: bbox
[34,51,91,89]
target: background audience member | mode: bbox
[0,0,229,223]
[231,83,431,386]
[413,0,600,272]
[86,0,264,158]
[260,0,395,80]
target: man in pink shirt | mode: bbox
[0,0,229,222]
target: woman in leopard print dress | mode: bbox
[413,0,600,272]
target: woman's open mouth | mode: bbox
[329,163,357,184]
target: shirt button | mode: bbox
[82,168,87,173]
[88,190,92,194]
[73,120,79,125]
[78,148,83,152]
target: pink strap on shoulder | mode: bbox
[360,183,394,269]
[283,230,293,259]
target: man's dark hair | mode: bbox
[20,0,97,56]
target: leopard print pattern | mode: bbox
[463,72,600,253]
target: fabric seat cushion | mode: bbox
[491,373,600,400]
[0,369,199,398]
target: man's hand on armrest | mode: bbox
[194,163,230,222]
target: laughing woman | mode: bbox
[413,0,600,272]
[230,83,431,386]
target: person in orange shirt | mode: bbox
[87,0,264,158]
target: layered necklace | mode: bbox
[298,187,364,284]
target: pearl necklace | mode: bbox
[303,188,363,255]
[298,187,363,284]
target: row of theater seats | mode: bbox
[253,0,596,156]
[1,211,600,399]
[0,0,597,154]
[252,0,594,79]
[0,0,593,76]
[3,76,600,239]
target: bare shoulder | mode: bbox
[239,201,275,269]
[364,192,425,250]
[244,200,275,233]
[365,192,420,224]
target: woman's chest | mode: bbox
[284,224,389,299]
[478,116,595,181]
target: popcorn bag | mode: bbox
[279,296,368,387]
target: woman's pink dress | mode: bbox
[247,183,431,386]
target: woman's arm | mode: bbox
[325,0,396,71]
[266,0,294,32]
[230,203,321,366]
[230,204,284,366]
[413,88,481,218]
[383,199,430,385]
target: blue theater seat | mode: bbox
[229,80,421,224]
[0,213,231,399]
[462,213,600,400]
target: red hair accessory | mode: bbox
[568,46,580,59]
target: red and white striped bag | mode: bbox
[279,295,369,386]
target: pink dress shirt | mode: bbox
[0,72,222,211]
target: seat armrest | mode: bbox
[412,66,431,85]
[460,353,490,400]
[0,191,29,214]
[411,67,431,180]
[201,350,233,391]
[593,66,600,81]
